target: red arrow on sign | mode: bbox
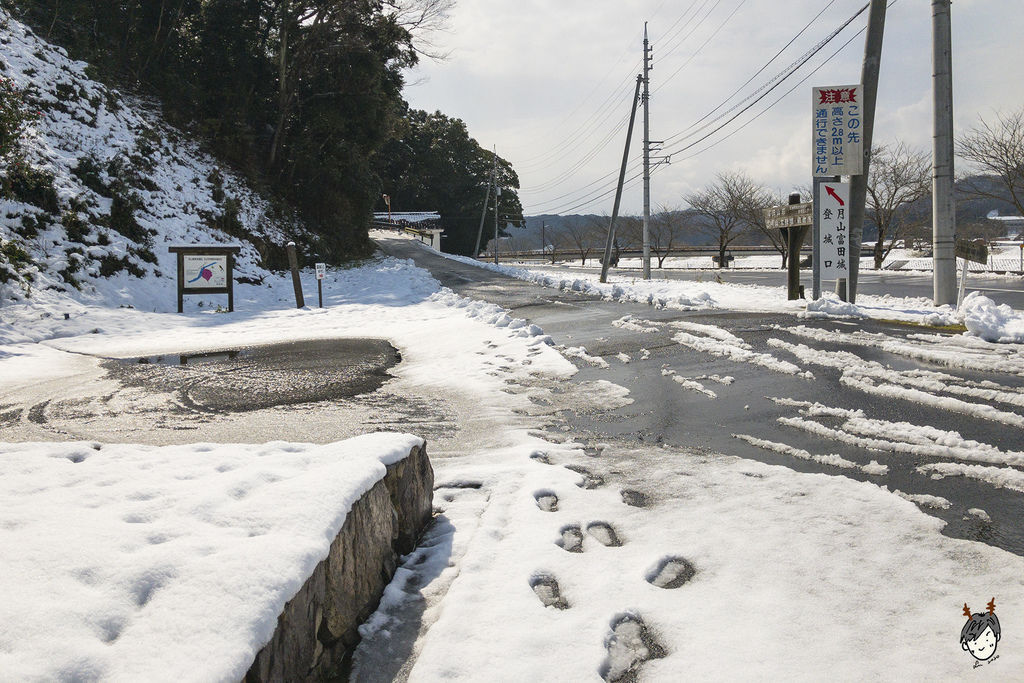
[825,185,845,206]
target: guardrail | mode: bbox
[483,245,819,261]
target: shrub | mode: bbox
[62,210,90,242]
[0,239,33,284]
[71,155,111,197]
[2,160,60,213]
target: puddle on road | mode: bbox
[109,338,401,413]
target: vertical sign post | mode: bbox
[818,182,851,284]
[315,262,326,308]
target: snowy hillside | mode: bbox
[0,8,309,308]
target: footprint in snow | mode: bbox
[564,464,605,489]
[586,521,623,547]
[557,524,585,553]
[530,450,553,465]
[620,489,651,508]
[646,556,697,589]
[600,612,666,683]
[535,490,559,512]
[530,573,570,610]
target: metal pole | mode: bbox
[846,0,887,304]
[932,0,957,305]
[601,75,643,284]
[642,23,652,280]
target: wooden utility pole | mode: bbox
[846,0,887,304]
[601,75,643,284]
[932,0,957,305]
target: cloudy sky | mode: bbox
[401,0,1020,216]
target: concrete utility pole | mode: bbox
[493,146,500,265]
[846,0,887,304]
[642,23,653,280]
[473,157,493,258]
[601,75,644,284]
[932,0,957,305]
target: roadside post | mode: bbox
[955,238,988,309]
[764,193,812,300]
[168,245,241,313]
[315,262,326,308]
[286,242,305,309]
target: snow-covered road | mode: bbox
[3,237,1024,679]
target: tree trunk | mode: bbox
[268,15,291,168]
[874,241,884,270]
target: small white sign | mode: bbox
[818,182,851,280]
[183,255,228,288]
[315,263,326,280]
[812,84,864,177]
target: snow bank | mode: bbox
[962,292,1024,343]
[0,433,422,681]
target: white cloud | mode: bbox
[403,0,1024,214]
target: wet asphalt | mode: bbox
[377,237,1024,558]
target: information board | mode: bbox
[315,263,326,280]
[183,255,228,288]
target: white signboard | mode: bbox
[183,255,228,288]
[818,182,851,280]
[812,84,863,177]
[315,263,326,280]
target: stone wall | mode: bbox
[244,443,434,681]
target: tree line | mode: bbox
[508,114,1024,271]
[7,0,521,260]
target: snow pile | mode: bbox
[0,8,303,306]
[0,433,422,681]
[672,320,814,378]
[443,255,982,331]
[962,292,1024,343]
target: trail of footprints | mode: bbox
[529,448,695,682]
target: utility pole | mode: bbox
[473,157,493,258]
[642,23,653,280]
[845,0,887,304]
[541,220,546,257]
[601,75,643,284]
[932,0,957,305]
[493,146,500,265]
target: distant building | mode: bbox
[986,212,1024,239]
[373,211,443,250]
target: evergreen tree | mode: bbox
[377,109,523,255]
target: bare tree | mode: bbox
[384,0,455,60]
[958,108,1024,217]
[648,206,691,268]
[865,142,932,269]
[685,172,754,268]
[730,175,784,267]
[557,218,603,265]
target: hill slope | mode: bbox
[0,8,309,308]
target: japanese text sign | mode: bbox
[315,262,326,280]
[812,84,863,177]
[818,182,851,280]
